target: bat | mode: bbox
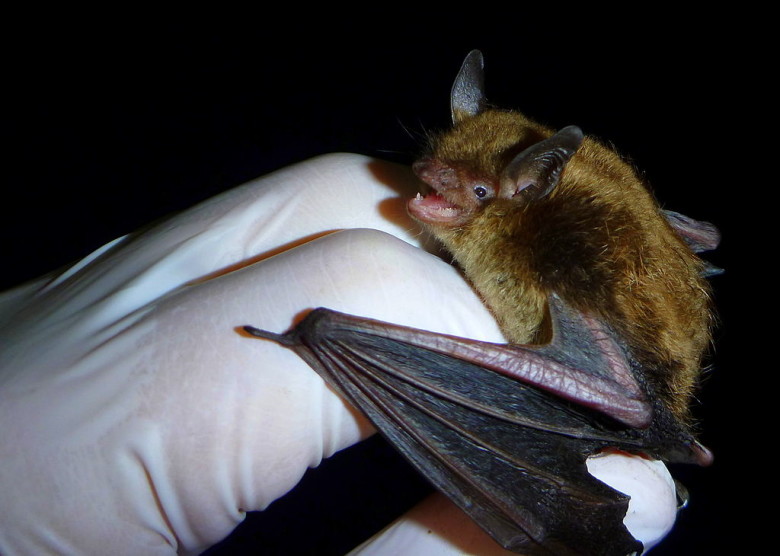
[241,51,719,555]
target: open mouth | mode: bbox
[408,158,469,225]
[407,191,466,225]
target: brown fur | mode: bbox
[416,110,713,422]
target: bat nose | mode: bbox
[412,158,456,190]
[411,157,433,178]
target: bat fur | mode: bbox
[409,51,715,423]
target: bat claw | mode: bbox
[242,325,297,346]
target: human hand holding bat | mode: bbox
[0,153,679,554]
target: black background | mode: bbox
[4,17,755,555]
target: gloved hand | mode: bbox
[0,153,678,555]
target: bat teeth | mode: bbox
[416,192,424,200]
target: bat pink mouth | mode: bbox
[407,192,467,225]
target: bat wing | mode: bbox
[243,295,708,555]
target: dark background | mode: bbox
[4,18,754,555]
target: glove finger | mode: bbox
[348,492,512,556]
[126,229,504,551]
[348,453,677,555]
[0,153,423,338]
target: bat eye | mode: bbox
[474,185,489,199]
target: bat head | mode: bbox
[408,51,584,229]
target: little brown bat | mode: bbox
[242,51,719,555]
[408,50,717,425]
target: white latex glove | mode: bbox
[0,153,677,555]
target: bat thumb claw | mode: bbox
[241,325,297,346]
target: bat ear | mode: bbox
[451,49,486,123]
[500,125,584,200]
